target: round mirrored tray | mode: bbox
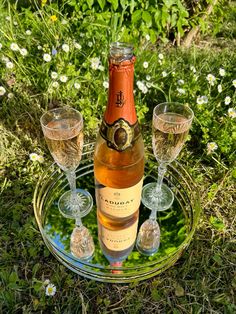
[33,143,201,283]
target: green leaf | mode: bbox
[149,29,157,43]
[213,254,223,265]
[132,9,142,24]
[108,0,118,11]
[161,6,169,28]
[209,216,225,231]
[130,0,135,14]
[142,11,152,28]
[154,9,162,30]
[171,12,177,27]
[120,0,128,9]
[151,289,162,301]
[9,272,18,283]
[163,0,175,9]
[87,0,94,8]
[97,0,106,10]
[232,168,236,179]
[174,282,185,297]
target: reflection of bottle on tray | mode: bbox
[94,42,145,266]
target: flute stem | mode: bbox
[65,170,82,226]
[155,163,167,195]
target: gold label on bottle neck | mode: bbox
[100,118,140,151]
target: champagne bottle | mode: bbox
[94,42,145,264]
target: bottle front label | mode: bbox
[100,220,138,251]
[96,178,143,218]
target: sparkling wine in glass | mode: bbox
[40,107,94,260]
[136,102,194,256]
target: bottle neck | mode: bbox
[104,56,137,126]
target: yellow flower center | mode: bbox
[50,15,57,22]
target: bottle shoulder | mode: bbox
[94,134,144,166]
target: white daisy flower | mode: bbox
[142,85,148,94]
[228,108,236,118]
[0,86,6,96]
[103,81,109,89]
[0,43,2,50]
[13,21,18,26]
[219,68,225,77]
[206,74,216,86]
[62,43,70,52]
[137,81,148,94]
[51,72,58,79]
[143,61,149,69]
[137,80,145,91]
[190,65,196,73]
[145,34,150,41]
[29,153,39,162]
[43,53,51,62]
[88,42,93,47]
[20,48,28,56]
[90,57,100,70]
[232,79,236,88]
[52,81,59,88]
[6,62,14,69]
[197,96,204,105]
[25,29,32,35]
[146,75,151,81]
[162,71,167,77]
[146,82,152,88]
[98,65,104,71]
[61,19,68,25]
[217,84,222,93]
[224,96,231,105]
[177,88,185,95]
[37,155,44,163]
[74,82,81,89]
[158,53,164,60]
[10,43,19,51]
[59,75,68,83]
[177,79,184,85]
[207,142,218,155]
[202,96,208,104]
[2,57,9,63]
[74,42,81,50]
[37,45,42,50]
[7,93,14,99]
[45,283,56,296]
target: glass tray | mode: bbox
[33,143,201,283]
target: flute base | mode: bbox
[58,188,93,219]
[141,183,174,211]
[136,219,161,256]
[70,225,95,261]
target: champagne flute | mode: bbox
[40,107,94,260]
[136,102,194,255]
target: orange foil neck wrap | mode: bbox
[104,56,137,126]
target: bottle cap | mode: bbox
[109,42,133,62]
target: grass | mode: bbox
[0,2,236,313]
